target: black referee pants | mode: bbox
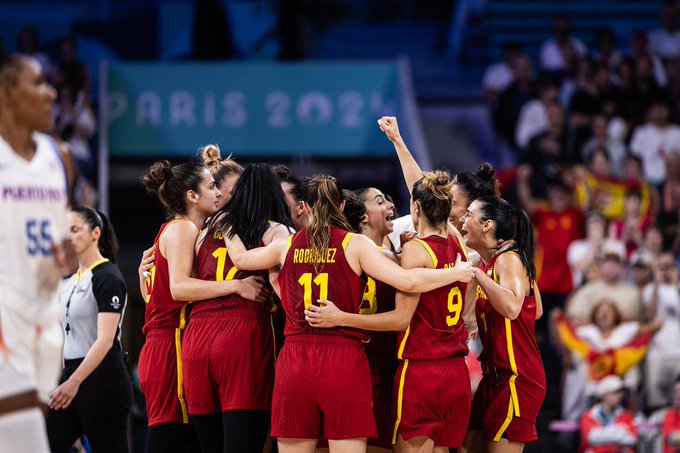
[47,351,133,453]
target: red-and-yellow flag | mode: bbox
[611,332,652,376]
[555,314,591,359]
[556,315,652,380]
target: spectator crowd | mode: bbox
[483,1,680,451]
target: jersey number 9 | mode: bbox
[446,286,463,327]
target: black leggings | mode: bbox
[146,423,201,453]
[193,410,270,453]
[47,353,133,453]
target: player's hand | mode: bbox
[377,116,401,142]
[52,238,78,277]
[400,231,417,249]
[238,276,271,303]
[305,300,344,328]
[454,254,474,283]
[48,379,80,410]
[138,245,155,278]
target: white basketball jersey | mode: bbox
[0,133,68,323]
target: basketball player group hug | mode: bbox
[137,115,546,453]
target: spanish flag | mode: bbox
[574,170,652,220]
[555,315,652,380]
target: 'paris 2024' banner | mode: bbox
[105,62,401,158]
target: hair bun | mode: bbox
[141,159,173,194]
[201,144,222,167]
[421,171,453,200]
[477,163,495,181]
[272,164,290,180]
[162,161,173,178]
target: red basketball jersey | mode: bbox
[361,273,397,371]
[278,226,367,342]
[192,228,273,316]
[475,251,546,390]
[143,221,188,333]
[396,235,469,361]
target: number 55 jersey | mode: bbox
[0,133,68,322]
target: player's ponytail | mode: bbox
[305,176,352,270]
[141,160,205,217]
[513,207,536,282]
[72,206,119,263]
[477,196,536,281]
[412,170,453,227]
[343,189,367,233]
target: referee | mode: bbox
[46,206,133,453]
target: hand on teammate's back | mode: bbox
[400,231,417,249]
[304,300,343,328]
[455,254,474,283]
[238,275,272,303]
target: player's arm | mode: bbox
[472,252,526,320]
[380,246,399,263]
[535,283,543,320]
[57,141,77,207]
[225,232,288,271]
[463,277,478,340]
[164,221,267,302]
[349,234,474,293]
[305,239,430,331]
[263,223,294,297]
[377,116,423,191]
[306,291,420,332]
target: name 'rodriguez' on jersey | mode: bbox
[291,247,338,264]
[278,227,368,343]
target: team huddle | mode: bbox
[0,54,546,453]
[136,115,546,453]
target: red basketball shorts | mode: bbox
[469,372,544,443]
[138,329,185,426]
[182,310,275,414]
[392,356,471,448]
[365,337,398,449]
[270,335,377,440]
